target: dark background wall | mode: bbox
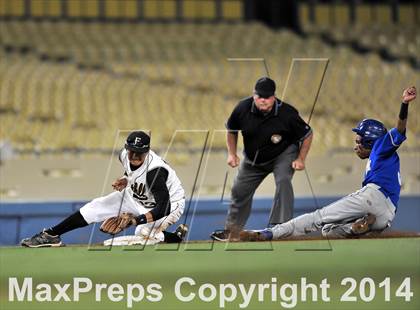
[244,0,298,28]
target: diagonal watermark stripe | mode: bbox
[281,57,332,251]
[88,129,127,251]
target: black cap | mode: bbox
[125,131,150,153]
[254,77,276,98]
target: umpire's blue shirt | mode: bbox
[362,128,406,208]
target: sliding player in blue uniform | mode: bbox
[240,86,417,241]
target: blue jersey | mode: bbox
[362,128,406,208]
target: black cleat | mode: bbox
[351,214,376,235]
[210,229,230,242]
[175,224,189,241]
[21,230,62,248]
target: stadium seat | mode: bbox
[0,20,418,157]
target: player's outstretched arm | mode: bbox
[397,86,416,134]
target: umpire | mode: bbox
[211,77,313,241]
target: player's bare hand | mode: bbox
[402,86,416,104]
[112,177,128,191]
[227,154,240,168]
[292,158,305,171]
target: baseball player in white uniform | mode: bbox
[240,86,416,241]
[21,131,187,247]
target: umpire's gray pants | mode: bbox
[225,144,298,231]
[270,183,396,239]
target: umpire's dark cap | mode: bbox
[125,131,150,153]
[254,77,276,98]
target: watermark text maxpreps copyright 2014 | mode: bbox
[8,276,413,308]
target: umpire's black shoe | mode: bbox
[351,214,376,235]
[210,229,230,242]
[21,229,62,248]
